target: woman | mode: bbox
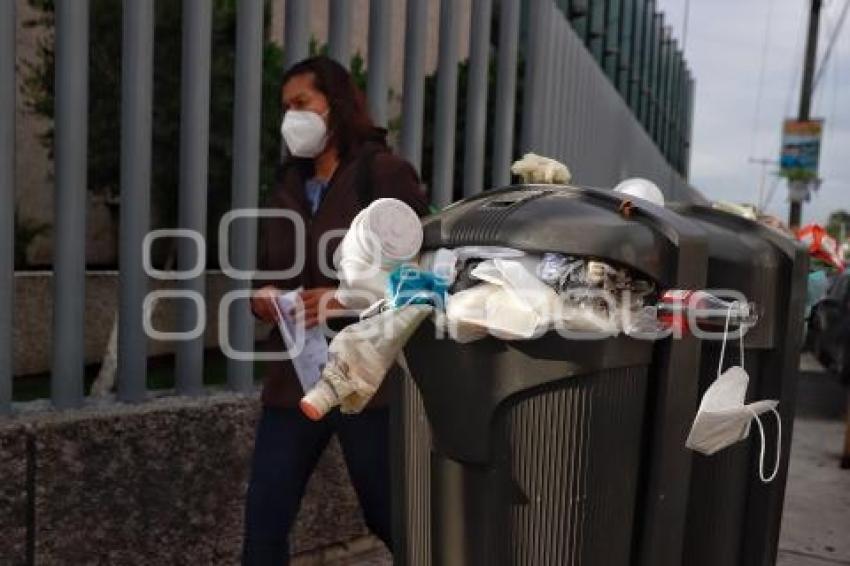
[242,56,429,565]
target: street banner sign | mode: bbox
[780,119,823,178]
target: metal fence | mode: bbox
[0,0,696,415]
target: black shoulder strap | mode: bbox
[355,145,388,210]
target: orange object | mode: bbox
[795,224,845,271]
[299,399,324,422]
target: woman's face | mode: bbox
[282,72,329,116]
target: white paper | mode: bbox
[271,291,329,393]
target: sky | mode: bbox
[656,0,849,225]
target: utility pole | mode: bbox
[789,0,823,229]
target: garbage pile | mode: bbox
[296,197,662,420]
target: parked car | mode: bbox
[807,271,850,382]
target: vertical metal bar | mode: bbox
[661,39,670,159]
[538,2,556,156]
[367,0,391,127]
[563,22,581,167]
[492,0,521,186]
[399,0,429,173]
[117,0,155,403]
[51,0,89,409]
[521,0,546,153]
[328,0,351,68]
[227,0,264,393]
[284,0,310,70]
[431,0,460,208]
[666,46,679,165]
[676,60,686,172]
[175,0,212,396]
[629,0,644,114]
[556,16,570,163]
[639,0,654,126]
[668,55,680,170]
[655,32,667,155]
[650,12,662,141]
[0,0,15,414]
[548,7,563,160]
[683,73,694,178]
[618,0,633,96]
[462,0,493,198]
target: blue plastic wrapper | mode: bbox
[387,264,450,309]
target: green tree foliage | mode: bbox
[22,0,284,266]
[826,209,850,241]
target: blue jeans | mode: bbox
[241,406,392,565]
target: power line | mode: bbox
[748,0,776,159]
[813,0,850,90]
[784,1,809,117]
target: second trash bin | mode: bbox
[393,185,708,566]
[670,204,809,566]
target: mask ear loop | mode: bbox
[717,304,734,378]
[737,302,745,369]
[747,406,782,483]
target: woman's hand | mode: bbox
[250,285,281,323]
[297,287,345,329]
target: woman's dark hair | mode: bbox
[281,56,375,159]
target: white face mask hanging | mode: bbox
[281,109,329,158]
[685,305,782,483]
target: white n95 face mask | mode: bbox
[685,305,782,483]
[281,110,328,158]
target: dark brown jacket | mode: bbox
[252,136,430,408]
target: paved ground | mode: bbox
[777,357,850,566]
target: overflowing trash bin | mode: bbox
[670,204,809,566]
[390,185,708,565]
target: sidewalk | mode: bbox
[777,356,850,566]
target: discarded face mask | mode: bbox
[300,305,433,419]
[685,308,781,483]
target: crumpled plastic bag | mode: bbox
[445,258,559,340]
[419,246,525,287]
[300,305,433,419]
[533,252,662,336]
[511,153,572,184]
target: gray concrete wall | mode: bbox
[0,393,379,565]
[13,270,268,377]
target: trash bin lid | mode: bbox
[423,184,698,287]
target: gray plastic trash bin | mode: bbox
[391,185,708,566]
[670,204,808,566]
